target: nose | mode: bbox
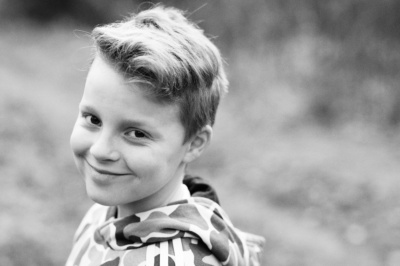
[90,131,120,162]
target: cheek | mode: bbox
[123,147,174,179]
[70,124,90,157]
[125,150,160,173]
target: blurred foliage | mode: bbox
[2,0,400,41]
[1,1,400,266]
[2,0,400,42]
[5,0,395,130]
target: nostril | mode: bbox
[90,141,120,162]
[108,151,120,161]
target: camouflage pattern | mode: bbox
[66,197,265,266]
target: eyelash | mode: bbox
[83,113,102,127]
[81,113,149,140]
[125,130,148,139]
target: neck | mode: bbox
[117,175,189,218]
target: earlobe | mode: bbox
[183,125,213,163]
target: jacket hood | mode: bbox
[94,197,248,265]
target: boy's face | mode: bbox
[70,56,191,216]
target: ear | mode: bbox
[183,125,213,163]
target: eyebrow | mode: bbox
[79,104,98,114]
[119,118,150,129]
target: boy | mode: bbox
[66,5,264,266]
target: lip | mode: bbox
[85,160,128,176]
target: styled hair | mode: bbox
[91,5,228,143]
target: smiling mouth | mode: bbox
[85,161,128,176]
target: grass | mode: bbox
[1,23,400,266]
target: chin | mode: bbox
[87,192,113,206]
[85,181,119,207]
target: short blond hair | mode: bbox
[91,5,228,142]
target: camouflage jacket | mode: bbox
[66,178,264,266]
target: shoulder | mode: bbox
[180,238,222,266]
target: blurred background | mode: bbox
[1,0,400,265]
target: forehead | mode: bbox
[83,56,182,128]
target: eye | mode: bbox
[84,114,102,126]
[126,129,147,139]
